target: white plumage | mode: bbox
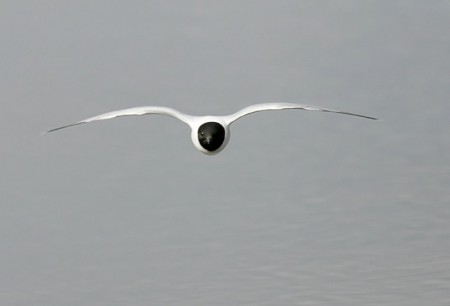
[46,102,376,155]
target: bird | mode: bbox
[45,102,376,155]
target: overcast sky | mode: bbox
[1,1,449,305]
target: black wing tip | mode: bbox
[42,122,83,134]
[324,110,378,120]
[350,114,378,120]
[359,115,378,120]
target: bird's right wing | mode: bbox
[44,106,193,133]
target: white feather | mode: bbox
[224,102,377,124]
[45,102,376,155]
[45,106,192,133]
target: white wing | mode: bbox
[225,102,377,124]
[45,106,193,133]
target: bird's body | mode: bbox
[45,102,376,155]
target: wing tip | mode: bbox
[43,122,84,134]
[360,114,378,120]
[323,110,378,120]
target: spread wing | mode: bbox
[44,106,193,133]
[225,102,377,124]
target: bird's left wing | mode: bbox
[224,102,377,124]
[44,106,193,133]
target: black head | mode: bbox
[198,122,226,152]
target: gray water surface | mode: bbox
[1,1,449,305]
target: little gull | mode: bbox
[45,102,376,155]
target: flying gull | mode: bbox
[45,102,376,155]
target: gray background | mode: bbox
[1,1,449,305]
